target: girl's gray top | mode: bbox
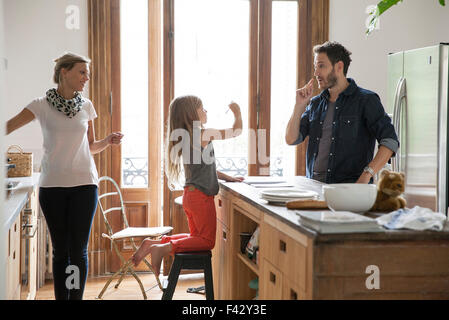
[183,141,219,196]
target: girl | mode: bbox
[6,53,123,300]
[132,95,243,276]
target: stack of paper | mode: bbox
[296,211,384,234]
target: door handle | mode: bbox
[22,223,37,239]
[109,91,113,116]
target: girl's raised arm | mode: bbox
[201,102,242,148]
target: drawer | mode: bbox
[261,221,308,291]
[233,199,262,222]
[8,218,20,259]
[283,277,306,300]
[215,195,230,227]
[7,214,22,300]
[261,259,283,300]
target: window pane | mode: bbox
[270,1,298,177]
[174,0,250,177]
[120,0,149,188]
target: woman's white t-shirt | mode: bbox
[26,96,99,187]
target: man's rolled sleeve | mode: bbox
[379,138,399,154]
[365,94,399,156]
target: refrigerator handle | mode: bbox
[395,78,407,173]
[392,77,406,172]
[402,84,408,176]
[392,77,403,171]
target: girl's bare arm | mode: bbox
[201,102,242,148]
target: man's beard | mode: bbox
[326,70,338,89]
[320,68,338,90]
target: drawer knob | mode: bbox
[290,289,298,300]
[270,272,276,283]
[279,240,287,252]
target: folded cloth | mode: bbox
[376,206,448,231]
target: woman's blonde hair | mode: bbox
[165,95,203,188]
[53,52,91,84]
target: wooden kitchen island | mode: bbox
[211,176,449,300]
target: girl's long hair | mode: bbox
[165,95,203,188]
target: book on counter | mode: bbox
[296,210,384,234]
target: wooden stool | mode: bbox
[162,251,214,300]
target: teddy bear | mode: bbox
[370,169,406,212]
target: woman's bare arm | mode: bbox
[6,108,35,135]
[87,120,123,154]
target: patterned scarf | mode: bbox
[46,88,84,118]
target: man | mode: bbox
[285,41,398,183]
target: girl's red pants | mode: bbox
[161,186,216,254]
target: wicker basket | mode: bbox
[7,145,33,177]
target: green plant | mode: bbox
[366,0,446,35]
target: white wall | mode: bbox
[0,0,7,301]
[3,0,89,167]
[329,0,449,109]
[1,0,88,300]
[5,0,447,168]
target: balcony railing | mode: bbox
[123,157,148,187]
[122,156,284,186]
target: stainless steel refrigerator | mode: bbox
[387,43,448,214]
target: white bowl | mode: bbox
[322,183,377,213]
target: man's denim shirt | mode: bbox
[293,78,399,183]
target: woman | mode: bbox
[6,52,123,300]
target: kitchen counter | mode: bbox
[3,173,40,231]
[215,176,449,299]
[219,176,449,242]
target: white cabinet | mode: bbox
[6,213,21,300]
[5,188,39,300]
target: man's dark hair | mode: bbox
[313,41,352,76]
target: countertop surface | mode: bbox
[3,173,40,231]
[219,176,449,242]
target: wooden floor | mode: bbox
[35,272,206,300]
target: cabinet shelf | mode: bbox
[237,252,259,275]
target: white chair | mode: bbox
[96,176,172,300]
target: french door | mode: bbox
[90,0,327,274]
[108,0,162,271]
[163,0,302,180]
